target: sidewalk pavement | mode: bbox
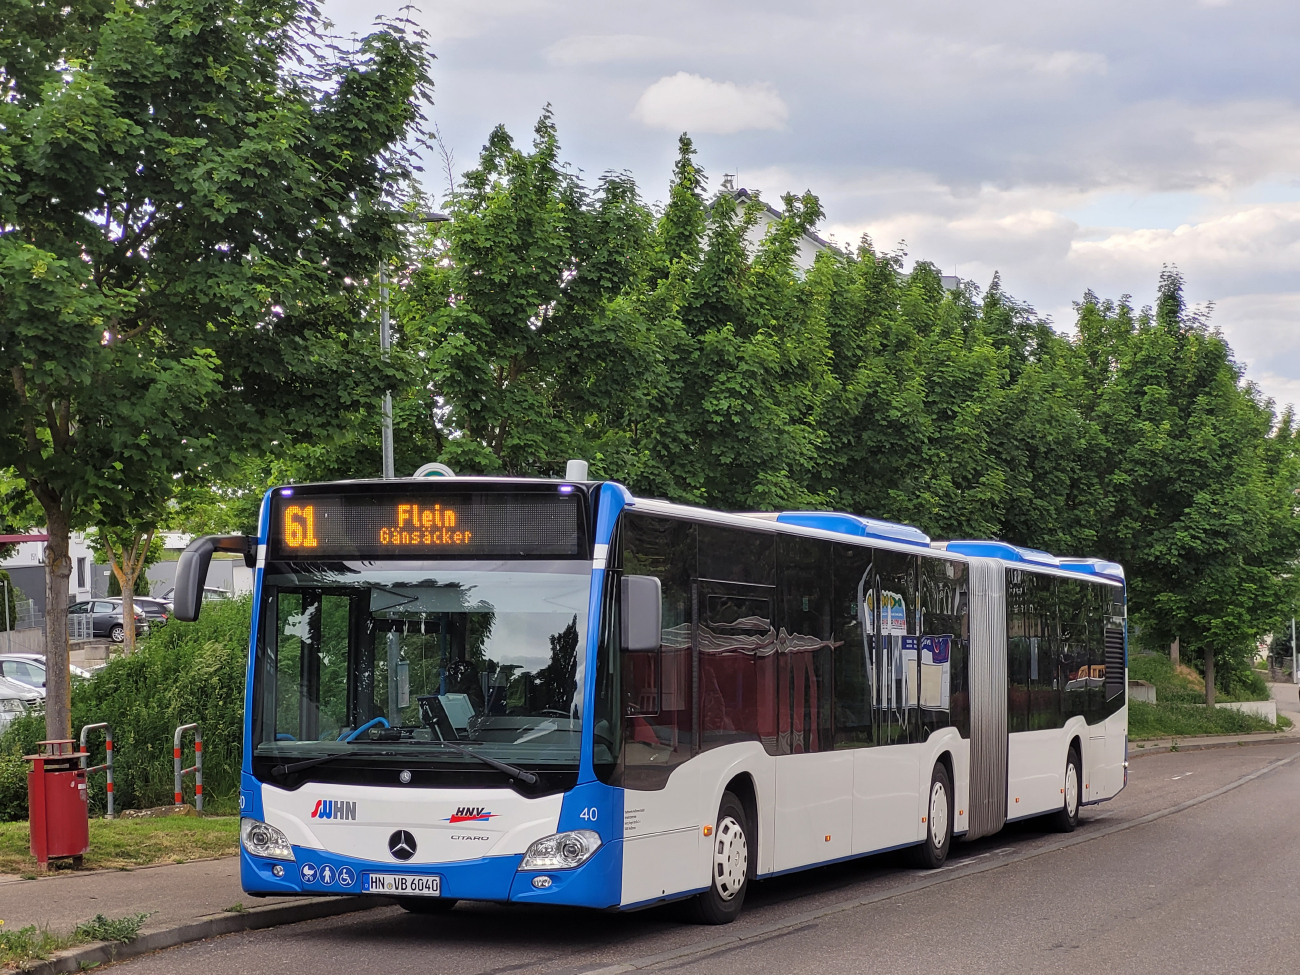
[0,856,384,973]
[1269,679,1300,720]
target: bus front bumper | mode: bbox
[241,840,622,909]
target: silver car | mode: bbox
[0,654,93,689]
[0,676,42,732]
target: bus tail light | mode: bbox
[520,830,601,870]
[241,818,295,861]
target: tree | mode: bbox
[400,110,654,476]
[1080,269,1300,701]
[0,0,431,737]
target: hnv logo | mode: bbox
[444,806,496,824]
[311,800,357,821]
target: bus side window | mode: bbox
[776,534,832,755]
[619,513,697,790]
[832,543,875,748]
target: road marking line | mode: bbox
[576,748,1300,975]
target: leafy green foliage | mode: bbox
[0,598,250,819]
[1128,651,1269,704]
[0,0,433,734]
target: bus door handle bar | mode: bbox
[175,723,203,812]
[79,722,114,819]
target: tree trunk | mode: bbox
[104,529,153,654]
[42,506,73,741]
[1170,636,1179,667]
[1204,650,1215,707]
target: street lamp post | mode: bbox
[379,211,450,481]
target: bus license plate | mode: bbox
[364,873,440,896]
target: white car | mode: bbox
[0,653,93,689]
[0,676,42,731]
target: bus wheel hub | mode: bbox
[713,816,747,900]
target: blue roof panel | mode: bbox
[945,540,1059,567]
[776,512,931,547]
[1059,558,1126,582]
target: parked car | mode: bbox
[67,600,146,643]
[0,676,43,732]
[0,654,93,688]
[105,596,170,628]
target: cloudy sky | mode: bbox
[324,0,1300,410]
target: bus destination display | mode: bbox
[270,491,583,559]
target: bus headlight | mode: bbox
[520,830,601,870]
[241,818,295,861]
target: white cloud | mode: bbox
[632,72,788,135]
[544,34,678,66]
[1070,204,1300,281]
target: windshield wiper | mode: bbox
[269,742,538,786]
[435,739,538,785]
[270,751,396,778]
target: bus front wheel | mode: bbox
[690,791,750,925]
[912,763,953,869]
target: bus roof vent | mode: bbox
[1058,557,1126,582]
[944,540,1060,567]
[775,511,931,547]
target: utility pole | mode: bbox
[379,266,395,480]
[378,211,450,481]
[1292,616,1296,686]
[3,578,10,653]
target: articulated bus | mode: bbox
[175,475,1127,923]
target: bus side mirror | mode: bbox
[173,535,253,622]
[620,575,661,651]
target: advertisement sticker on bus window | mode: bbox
[919,635,952,709]
[866,590,908,635]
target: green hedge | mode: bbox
[1128,699,1278,739]
[0,597,251,820]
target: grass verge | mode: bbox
[1129,699,1280,739]
[1129,652,1270,703]
[0,816,239,875]
[0,911,152,967]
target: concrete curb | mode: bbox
[1130,731,1300,757]
[17,894,390,974]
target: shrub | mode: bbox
[0,597,250,820]
[1128,700,1277,738]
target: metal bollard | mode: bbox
[79,722,114,818]
[173,723,203,812]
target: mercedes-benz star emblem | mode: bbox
[388,829,417,861]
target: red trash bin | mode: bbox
[26,740,89,871]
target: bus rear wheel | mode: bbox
[912,763,953,869]
[398,897,458,914]
[690,791,750,925]
[1051,747,1081,832]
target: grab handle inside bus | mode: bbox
[620,575,662,651]
[173,534,254,622]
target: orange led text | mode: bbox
[283,505,319,548]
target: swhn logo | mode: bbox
[311,800,357,821]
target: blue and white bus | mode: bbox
[175,473,1127,923]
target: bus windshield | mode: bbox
[252,560,591,772]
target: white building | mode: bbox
[719,179,836,273]
[719,178,960,290]
[1,530,97,605]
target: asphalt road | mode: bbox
[110,743,1300,975]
